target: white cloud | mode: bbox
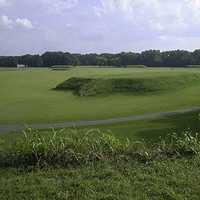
[96,0,200,33]
[16,18,34,29]
[42,0,79,14]
[0,0,10,7]
[66,23,72,28]
[0,15,13,29]
[0,15,34,30]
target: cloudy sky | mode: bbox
[1,0,200,55]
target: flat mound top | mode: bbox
[56,73,200,96]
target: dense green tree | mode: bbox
[96,56,108,66]
[0,56,18,67]
[19,54,43,67]
[0,49,199,68]
[42,52,66,67]
[119,52,139,66]
[109,57,121,66]
[140,50,162,67]
[191,49,200,65]
[162,50,191,67]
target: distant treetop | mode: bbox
[1,49,200,68]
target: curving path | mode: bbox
[0,107,200,134]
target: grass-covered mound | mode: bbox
[126,64,147,68]
[56,74,200,96]
[2,68,200,124]
[50,65,73,70]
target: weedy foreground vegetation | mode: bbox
[1,128,200,199]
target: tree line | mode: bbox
[1,49,200,67]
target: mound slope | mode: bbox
[56,74,200,96]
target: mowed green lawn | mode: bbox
[1,67,200,124]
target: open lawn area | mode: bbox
[1,67,200,200]
[1,67,200,124]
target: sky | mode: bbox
[1,0,200,55]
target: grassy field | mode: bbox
[1,159,200,200]
[1,67,200,124]
[1,67,200,199]
[88,111,200,141]
[0,110,199,148]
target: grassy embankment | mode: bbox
[55,74,200,96]
[1,67,200,124]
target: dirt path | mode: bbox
[0,107,200,134]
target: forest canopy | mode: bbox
[1,49,200,68]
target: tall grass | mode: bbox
[0,128,200,168]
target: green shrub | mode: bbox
[158,132,200,157]
[1,128,200,168]
[0,128,128,167]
